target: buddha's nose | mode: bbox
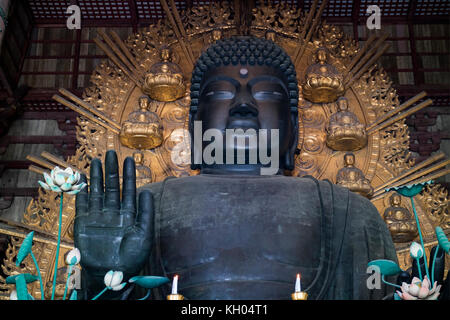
[229,91,259,118]
[229,103,259,118]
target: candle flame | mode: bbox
[295,273,301,293]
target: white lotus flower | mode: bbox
[104,270,126,291]
[38,166,86,195]
[409,242,424,259]
[66,248,81,265]
[10,290,17,300]
[396,276,441,300]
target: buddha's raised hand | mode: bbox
[74,150,153,282]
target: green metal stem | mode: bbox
[415,257,423,281]
[51,192,64,300]
[410,197,431,282]
[30,251,45,300]
[138,289,151,300]
[431,245,440,285]
[92,287,108,300]
[63,264,74,300]
[382,274,402,289]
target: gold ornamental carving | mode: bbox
[1,1,449,299]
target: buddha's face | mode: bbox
[212,30,222,41]
[317,49,327,63]
[133,152,143,164]
[265,31,276,42]
[196,65,295,166]
[161,48,171,61]
[344,153,355,166]
[338,99,348,111]
[139,97,149,110]
[391,194,401,206]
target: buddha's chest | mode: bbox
[155,176,324,282]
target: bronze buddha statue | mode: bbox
[383,193,418,243]
[326,97,368,151]
[74,37,397,300]
[336,152,374,198]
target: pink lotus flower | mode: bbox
[396,276,441,300]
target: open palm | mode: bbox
[74,150,154,279]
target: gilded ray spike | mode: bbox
[344,34,388,84]
[109,30,142,71]
[372,159,450,198]
[159,0,195,68]
[346,34,378,72]
[28,165,49,176]
[373,152,446,193]
[52,94,120,134]
[98,30,145,81]
[366,91,428,131]
[40,151,79,173]
[94,37,143,87]
[169,0,195,63]
[294,0,328,65]
[26,155,55,171]
[58,88,121,130]
[345,43,390,89]
[367,99,433,135]
[371,168,450,202]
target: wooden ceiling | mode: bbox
[27,0,450,27]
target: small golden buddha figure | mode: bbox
[133,151,153,185]
[302,47,345,103]
[326,97,368,151]
[336,152,374,198]
[211,29,223,42]
[265,30,276,42]
[383,193,418,243]
[143,46,185,102]
[119,95,164,150]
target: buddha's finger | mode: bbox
[75,174,88,215]
[104,150,121,212]
[89,158,104,212]
[121,157,136,216]
[136,190,154,236]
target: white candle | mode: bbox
[171,275,178,294]
[295,273,301,292]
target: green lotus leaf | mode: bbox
[387,181,433,198]
[6,273,38,284]
[16,231,34,266]
[128,276,170,289]
[368,259,402,276]
[70,290,78,300]
[436,226,450,254]
[15,274,30,300]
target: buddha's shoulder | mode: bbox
[138,174,347,195]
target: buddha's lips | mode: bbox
[225,117,261,131]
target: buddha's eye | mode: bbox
[204,90,235,99]
[253,91,285,100]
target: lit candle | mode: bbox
[295,273,301,293]
[171,275,178,295]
